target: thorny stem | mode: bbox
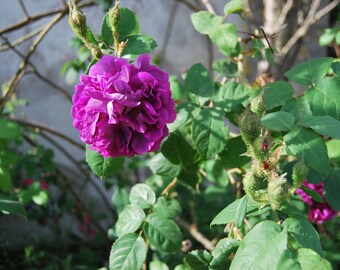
[161,177,178,196]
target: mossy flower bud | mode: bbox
[268,175,290,210]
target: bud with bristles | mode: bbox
[243,168,268,204]
[268,175,290,210]
[68,1,87,39]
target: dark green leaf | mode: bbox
[219,136,251,168]
[284,127,329,176]
[129,183,156,209]
[276,248,332,270]
[0,166,11,192]
[230,221,287,270]
[118,7,140,41]
[143,213,182,253]
[261,111,295,131]
[177,165,200,190]
[0,120,21,139]
[101,13,114,46]
[298,115,340,139]
[324,168,340,210]
[122,35,157,56]
[0,197,26,219]
[214,82,250,112]
[115,204,145,237]
[284,57,333,86]
[184,250,212,270]
[149,153,181,178]
[203,159,229,187]
[210,238,240,270]
[281,96,312,122]
[235,195,248,228]
[282,217,323,255]
[112,186,130,213]
[109,233,146,270]
[192,108,229,159]
[212,58,238,77]
[299,186,323,203]
[184,63,214,98]
[85,145,124,178]
[224,0,244,15]
[191,11,222,35]
[168,102,200,133]
[263,81,294,110]
[161,133,196,166]
[153,197,182,219]
[305,76,340,120]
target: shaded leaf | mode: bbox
[261,111,295,131]
[263,81,294,110]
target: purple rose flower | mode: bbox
[297,180,337,224]
[72,54,176,157]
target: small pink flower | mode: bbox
[297,180,337,224]
[39,180,49,190]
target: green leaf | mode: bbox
[115,204,145,237]
[101,13,114,46]
[117,7,140,41]
[184,63,214,98]
[284,127,329,176]
[177,164,200,190]
[326,139,340,164]
[276,248,332,270]
[129,183,156,209]
[230,221,287,270]
[0,119,21,139]
[170,75,186,100]
[203,159,230,187]
[0,197,26,219]
[192,108,229,159]
[153,197,182,219]
[319,28,336,46]
[149,153,181,178]
[212,58,238,77]
[210,238,240,270]
[298,115,340,139]
[209,24,238,56]
[214,82,250,112]
[149,260,169,270]
[143,213,182,253]
[263,81,294,110]
[235,195,248,228]
[299,186,323,203]
[168,102,201,132]
[282,217,323,255]
[85,145,124,178]
[261,111,295,131]
[184,250,212,270]
[109,233,146,270]
[284,57,333,86]
[161,133,196,166]
[281,96,312,122]
[32,190,48,206]
[305,76,340,120]
[324,168,340,210]
[0,166,11,192]
[219,136,251,168]
[112,186,130,214]
[191,11,222,35]
[224,0,244,15]
[122,35,157,56]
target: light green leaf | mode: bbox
[324,168,340,210]
[214,82,250,112]
[298,115,340,139]
[129,183,156,209]
[85,145,124,178]
[115,204,145,237]
[284,57,333,86]
[210,238,240,270]
[209,24,238,56]
[212,58,238,77]
[305,76,340,120]
[0,120,21,139]
[0,166,11,192]
[153,197,182,219]
[32,190,48,206]
[168,102,200,132]
[184,250,212,270]
[109,233,146,270]
[276,248,332,270]
[319,28,336,46]
[122,35,157,56]
[149,260,169,270]
[261,111,295,131]
[192,108,229,159]
[184,63,214,98]
[149,153,181,178]
[170,75,186,100]
[224,0,244,15]
[191,11,222,35]
[112,186,130,214]
[263,81,294,110]
[161,133,196,166]
[284,127,329,176]
[203,159,230,187]
[143,213,182,253]
[230,221,287,270]
[326,139,340,164]
[235,195,248,228]
[282,217,323,255]
[0,197,26,219]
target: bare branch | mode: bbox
[175,0,199,11]
[271,0,294,35]
[18,0,30,18]
[201,0,216,14]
